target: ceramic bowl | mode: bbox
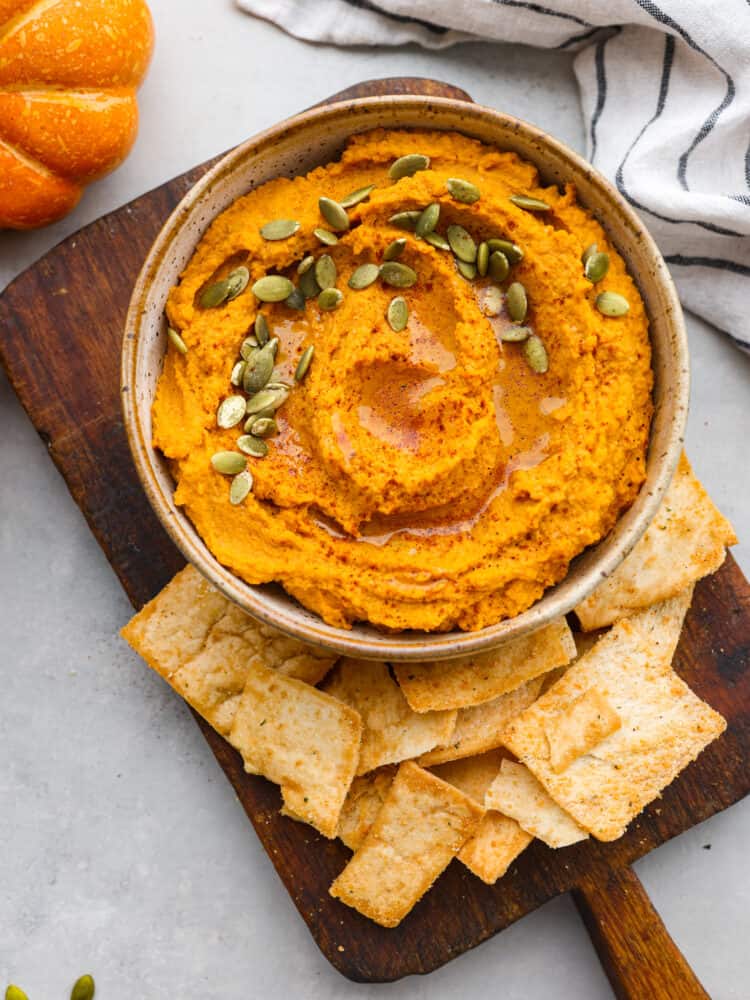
[122,95,688,661]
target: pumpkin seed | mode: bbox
[284,286,306,310]
[509,194,551,212]
[237,435,269,458]
[70,975,95,1000]
[447,224,477,263]
[383,237,407,261]
[242,341,275,394]
[199,278,231,309]
[488,250,510,282]
[241,337,258,360]
[246,386,289,414]
[230,470,253,504]
[584,251,610,283]
[265,379,290,390]
[487,238,524,264]
[477,242,489,277]
[380,261,417,288]
[167,326,188,355]
[523,334,549,373]
[319,196,349,231]
[581,242,598,265]
[480,286,503,317]
[217,395,247,429]
[386,296,408,332]
[297,254,315,275]
[254,313,270,345]
[299,266,321,299]
[260,219,299,241]
[318,287,344,310]
[595,290,630,317]
[501,324,532,342]
[415,202,440,238]
[295,344,315,381]
[6,987,29,1000]
[247,416,277,437]
[389,153,430,180]
[314,227,338,246]
[252,275,294,302]
[230,360,246,386]
[226,266,250,300]
[244,410,273,431]
[340,184,375,209]
[315,253,337,290]
[212,451,246,475]
[424,231,450,251]
[456,259,477,281]
[348,263,380,290]
[446,177,481,204]
[506,281,528,323]
[388,210,421,231]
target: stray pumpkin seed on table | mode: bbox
[70,975,95,1000]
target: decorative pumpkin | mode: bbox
[0,0,154,229]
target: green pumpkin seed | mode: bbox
[70,975,95,1000]
[167,326,188,355]
[383,237,407,261]
[226,266,250,300]
[446,177,481,204]
[487,238,524,264]
[254,313,270,345]
[595,290,630,317]
[230,470,253,505]
[501,324,532,342]
[265,379,290,391]
[581,242,598,265]
[584,251,610,283]
[509,194,551,212]
[447,224,477,263]
[260,219,299,241]
[456,259,477,281]
[297,254,315,276]
[489,250,510,282]
[252,275,294,302]
[415,202,440,238]
[424,231,450,251]
[245,410,272,431]
[380,262,417,288]
[217,395,248,429]
[523,334,549,373]
[212,451,246,475]
[314,227,339,246]
[295,344,315,381]
[247,416,277,437]
[241,337,258,360]
[477,242,489,277]
[318,287,344,310]
[506,281,528,323]
[340,184,375,209]
[242,341,275,394]
[480,286,503,317]
[388,210,421,231]
[199,278,231,309]
[237,435,269,458]
[389,153,430,180]
[246,386,289,414]
[315,254,337,290]
[284,286,306,310]
[386,296,408,332]
[348,263,380,289]
[319,196,349,232]
[299,266,321,299]
[6,987,29,1000]
[230,360,246,386]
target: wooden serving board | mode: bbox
[1,78,749,997]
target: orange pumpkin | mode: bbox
[0,0,154,229]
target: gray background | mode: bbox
[1,3,748,998]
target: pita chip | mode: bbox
[485,759,588,848]
[544,688,621,773]
[336,766,397,851]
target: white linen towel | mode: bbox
[238,0,750,353]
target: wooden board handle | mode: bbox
[573,866,709,999]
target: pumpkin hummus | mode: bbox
[154,129,652,632]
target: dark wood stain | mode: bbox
[1,78,748,996]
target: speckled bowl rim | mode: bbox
[122,95,689,661]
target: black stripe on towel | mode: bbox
[491,0,591,26]
[341,0,448,34]
[665,254,750,277]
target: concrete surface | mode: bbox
[1,3,748,998]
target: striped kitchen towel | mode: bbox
[238,0,750,352]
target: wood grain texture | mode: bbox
[0,77,748,989]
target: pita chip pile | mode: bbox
[122,454,735,927]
